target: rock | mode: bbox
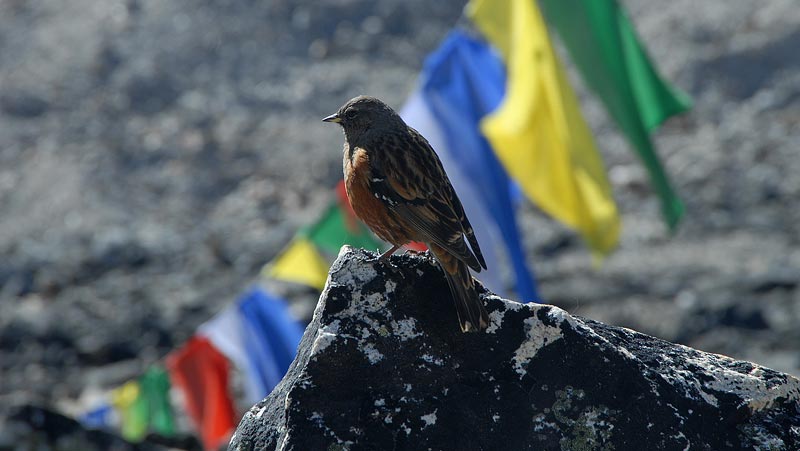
[125,74,181,115]
[0,91,49,118]
[229,247,800,451]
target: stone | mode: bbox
[124,74,181,115]
[0,91,49,118]
[229,247,800,451]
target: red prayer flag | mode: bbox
[166,336,238,450]
[335,180,360,233]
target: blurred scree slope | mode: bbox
[0,0,798,423]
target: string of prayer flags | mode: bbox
[76,4,696,447]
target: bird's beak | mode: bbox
[322,113,341,123]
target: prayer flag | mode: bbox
[199,305,261,403]
[468,0,620,257]
[539,0,691,228]
[400,88,506,296]
[110,381,148,442]
[263,237,330,290]
[80,403,114,430]
[166,336,238,451]
[238,288,305,399]
[304,203,383,255]
[139,366,175,436]
[201,289,304,404]
[418,30,539,301]
[336,180,361,232]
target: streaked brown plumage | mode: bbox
[323,95,489,332]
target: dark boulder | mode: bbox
[229,247,800,451]
[0,404,202,451]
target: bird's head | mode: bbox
[323,96,401,142]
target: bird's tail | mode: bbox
[431,244,489,333]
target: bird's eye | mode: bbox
[345,109,358,119]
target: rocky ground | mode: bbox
[0,0,797,435]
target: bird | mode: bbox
[323,95,489,333]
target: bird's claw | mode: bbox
[384,261,405,279]
[376,253,404,278]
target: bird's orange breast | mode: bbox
[344,146,412,246]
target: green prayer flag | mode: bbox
[539,0,692,229]
[139,366,176,436]
[304,204,383,255]
[112,381,149,441]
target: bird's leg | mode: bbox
[379,244,401,263]
[378,244,405,278]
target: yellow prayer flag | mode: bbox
[467,0,620,257]
[263,237,330,290]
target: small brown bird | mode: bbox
[323,95,489,332]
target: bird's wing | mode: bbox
[368,129,486,272]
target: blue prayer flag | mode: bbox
[238,288,305,400]
[420,30,539,302]
[402,90,507,297]
[80,403,114,429]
